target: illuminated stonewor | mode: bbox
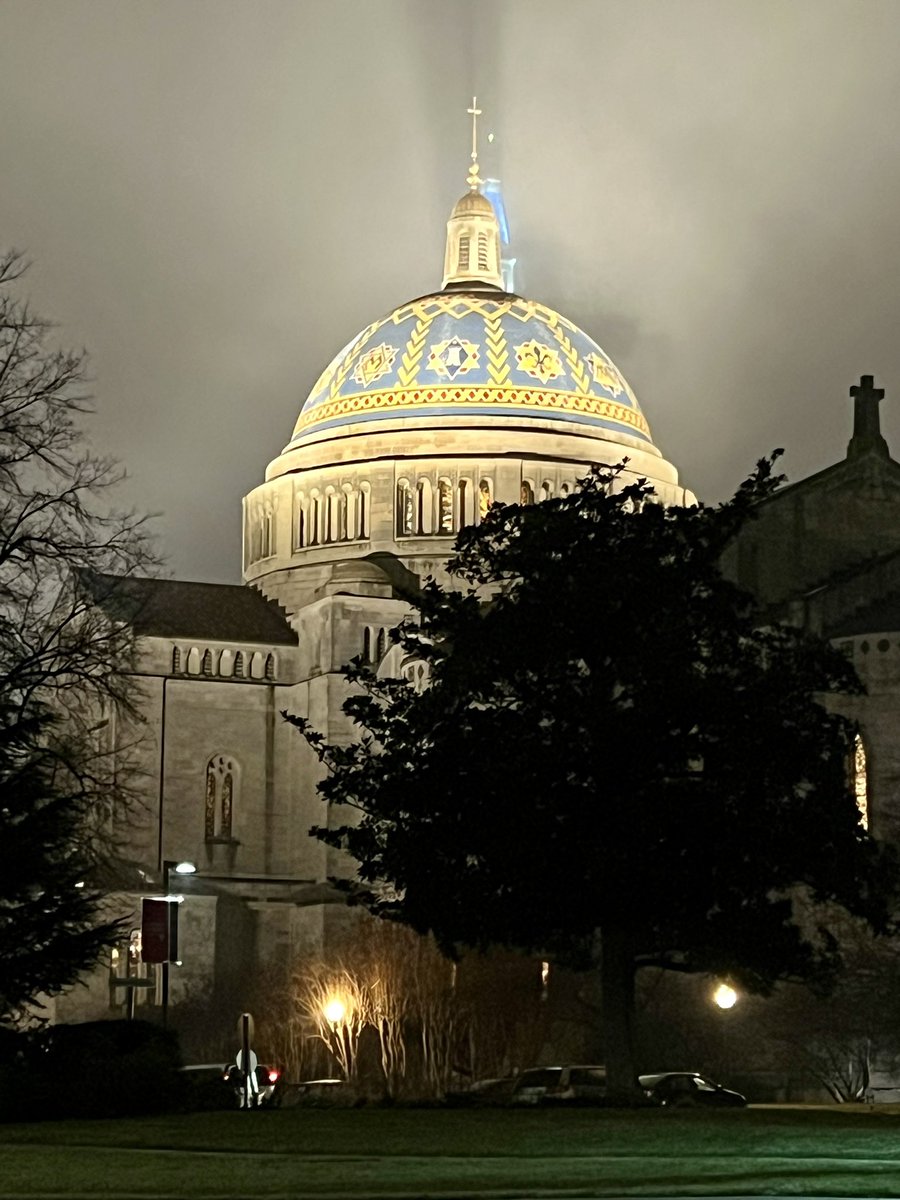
[53,103,696,1064]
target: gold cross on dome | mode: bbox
[466,96,483,190]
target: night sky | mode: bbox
[3,0,900,582]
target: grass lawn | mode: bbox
[2,1104,900,1198]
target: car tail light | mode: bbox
[267,1070,279,1084]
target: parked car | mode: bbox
[511,1065,608,1105]
[179,1063,234,1110]
[638,1071,746,1108]
[294,1078,345,1105]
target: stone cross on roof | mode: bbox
[848,374,889,459]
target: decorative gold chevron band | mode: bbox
[293,386,651,439]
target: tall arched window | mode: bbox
[397,480,413,535]
[205,755,239,841]
[521,480,535,505]
[417,479,433,535]
[458,479,474,527]
[438,479,454,533]
[363,627,373,661]
[540,481,552,503]
[260,506,274,558]
[344,486,356,541]
[310,494,321,545]
[358,483,370,538]
[295,495,307,548]
[324,488,336,543]
[376,628,387,660]
[853,732,869,830]
[478,479,492,521]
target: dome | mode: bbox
[289,290,653,452]
[449,190,496,218]
[245,110,694,614]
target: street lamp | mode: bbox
[160,859,196,1025]
[323,997,346,1025]
[712,982,738,1010]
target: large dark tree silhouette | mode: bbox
[0,252,155,1020]
[290,458,897,1101]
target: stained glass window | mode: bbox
[205,755,238,841]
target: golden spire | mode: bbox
[442,96,503,290]
[466,96,483,190]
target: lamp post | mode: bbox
[712,982,739,1082]
[160,860,196,1026]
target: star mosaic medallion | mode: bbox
[514,340,564,384]
[427,337,479,380]
[352,342,397,386]
[586,352,625,396]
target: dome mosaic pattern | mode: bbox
[291,292,653,446]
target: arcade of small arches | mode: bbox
[172,645,277,682]
[395,474,577,538]
[293,483,371,551]
[245,470,588,563]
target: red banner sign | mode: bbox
[141,898,171,964]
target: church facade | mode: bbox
[54,133,900,1083]
[55,137,693,1028]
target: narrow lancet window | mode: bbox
[205,755,238,841]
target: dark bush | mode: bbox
[0,1019,185,1121]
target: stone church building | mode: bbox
[54,136,900,1053]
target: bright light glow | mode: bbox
[713,983,738,1009]
[110,948,119,963]
[74,881,85,889]
[173,861,197,875]
[267,1070,279,1083]
[323,998,346,1024]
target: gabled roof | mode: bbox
[82,572,298,645]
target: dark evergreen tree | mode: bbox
[289,457,898,1101]
[0,252,154,1019]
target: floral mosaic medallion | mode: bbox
[514,340,564,384]
[587,352,625,396]
[427,337,479,380]
[352,342,397,386]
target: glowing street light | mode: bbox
[158,859,197,1025]
[712,982,738,1010]
[323,997,346,1025]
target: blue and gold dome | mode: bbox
[289,291,652,448]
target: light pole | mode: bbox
[160,859,196,1026]
[712,982,739,1082]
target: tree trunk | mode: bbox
[600,924,640,1105]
